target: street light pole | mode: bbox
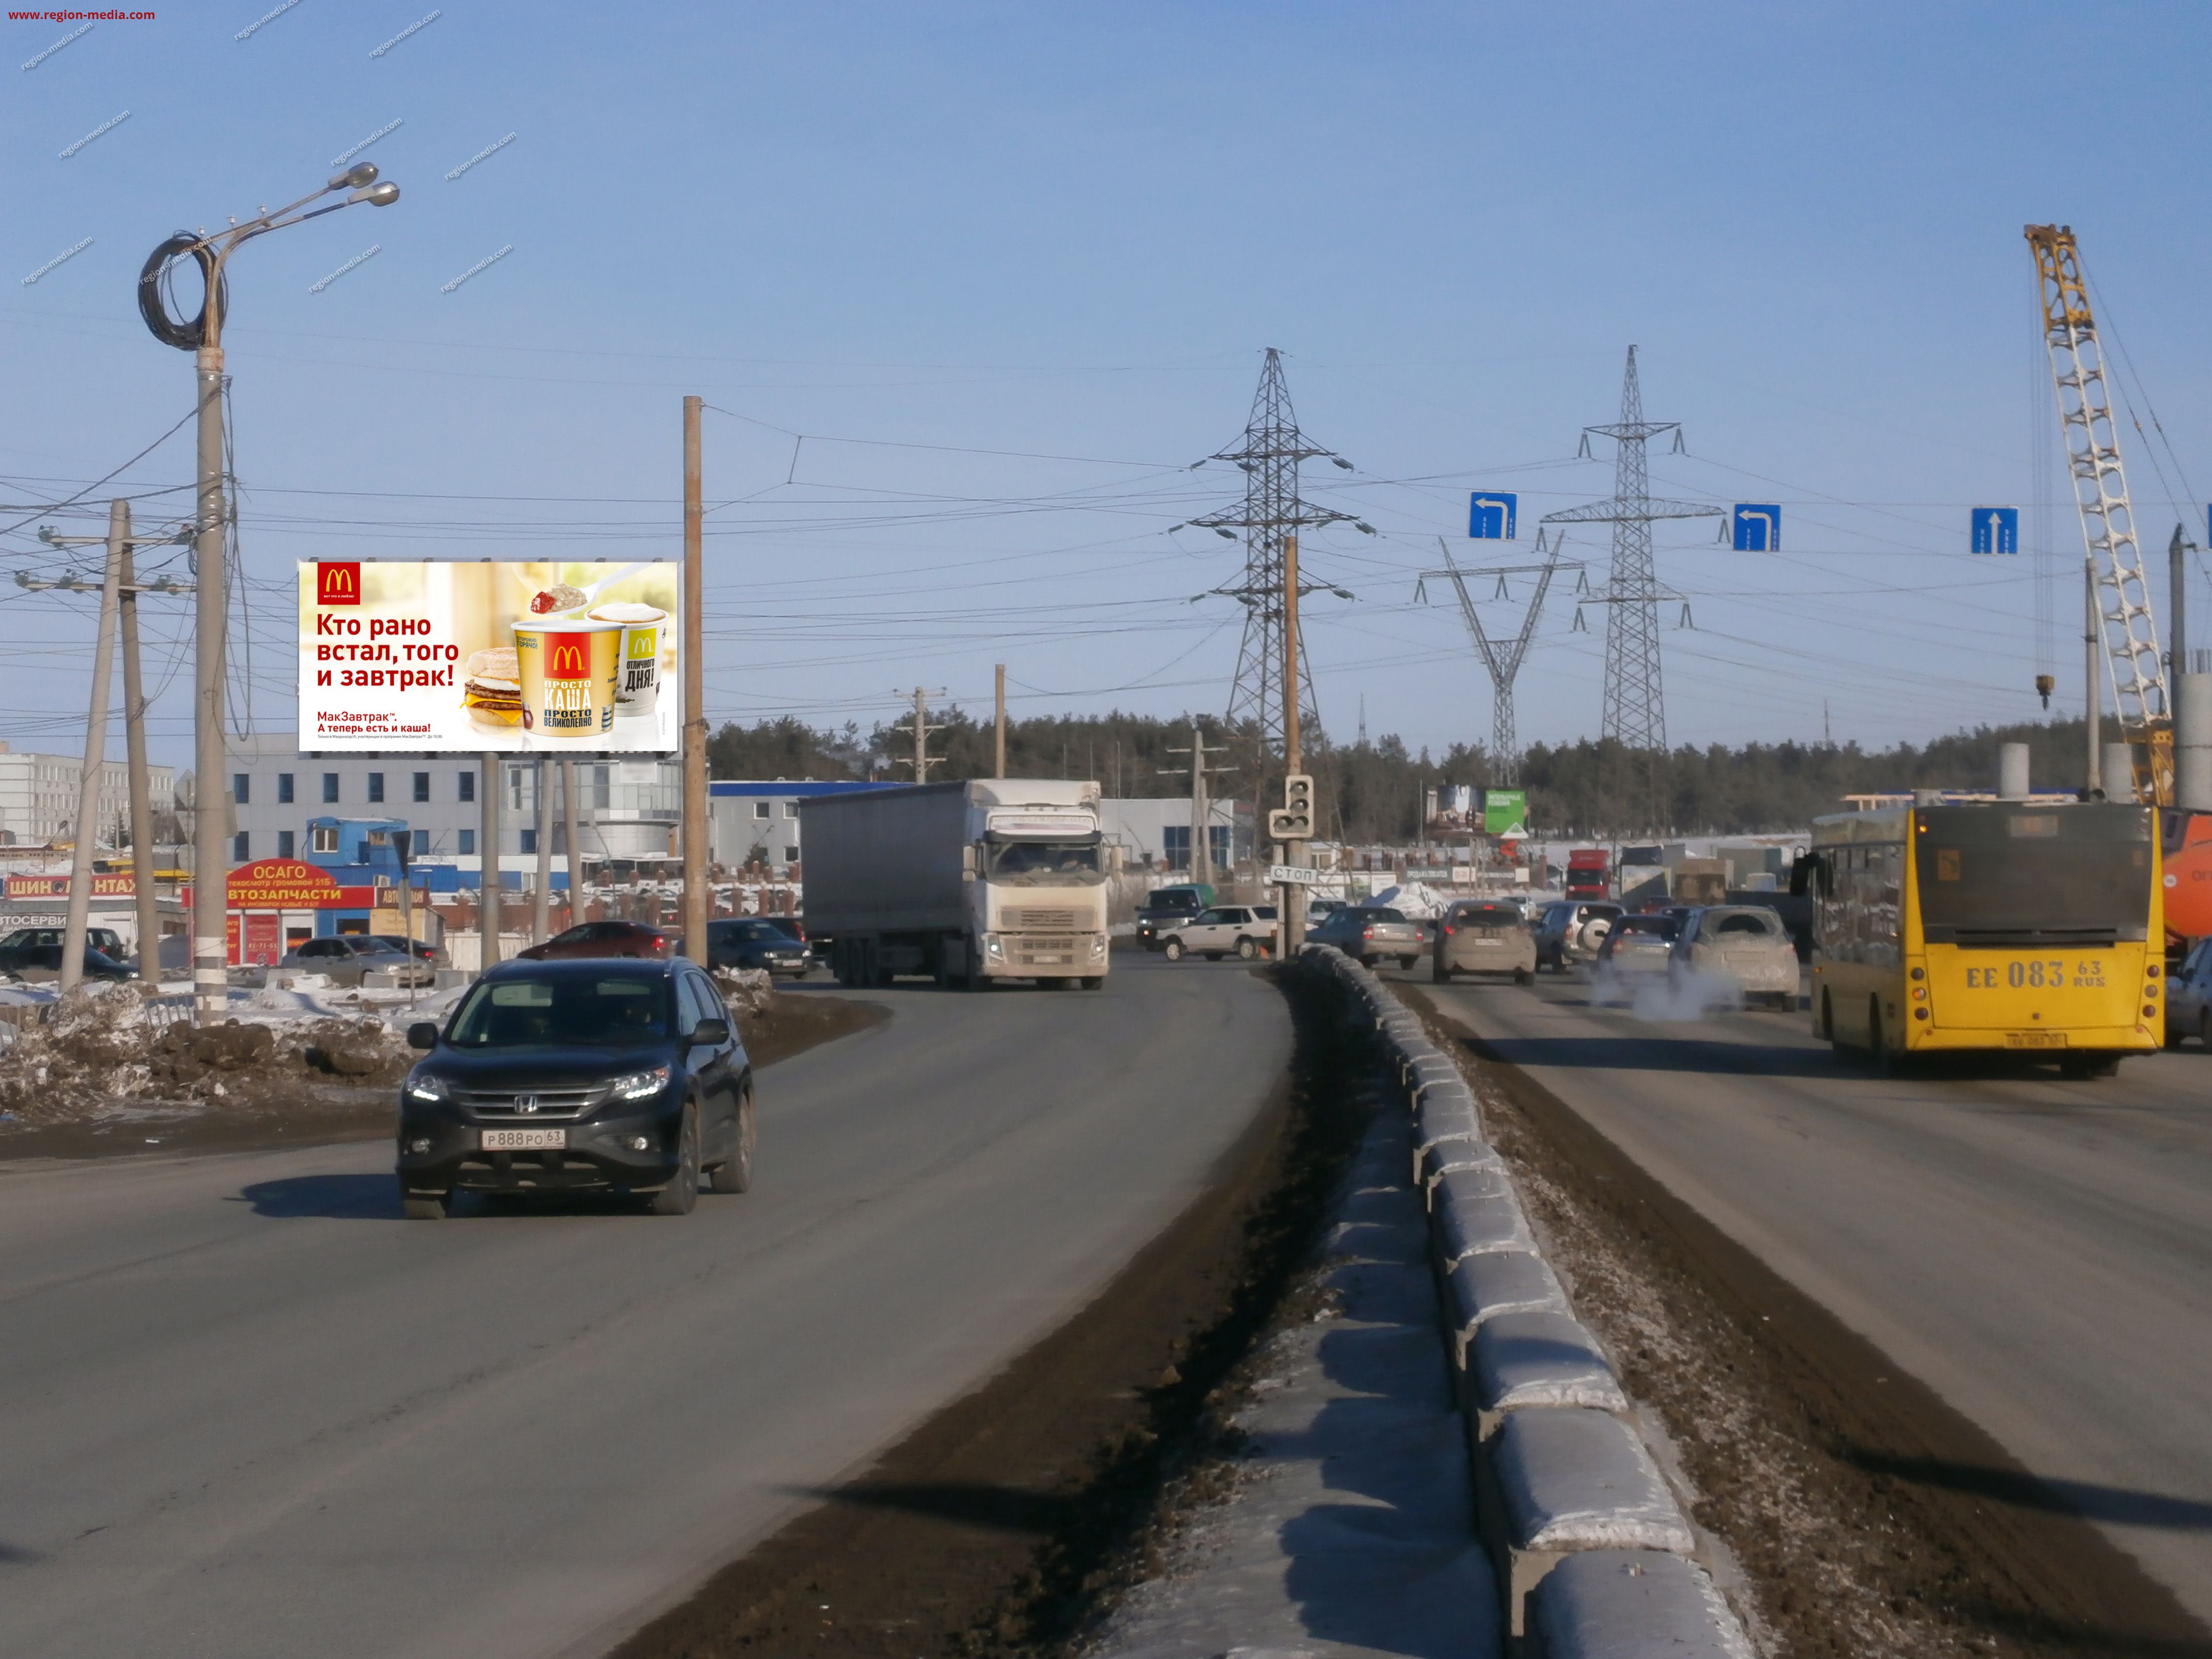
[682,395,708,964]
[138,163,401,1021]
[59,507,124,993]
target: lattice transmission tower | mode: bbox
[1189,349,1362,756]
[1543,346,1721,754]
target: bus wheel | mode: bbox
[1867,997,1894,1076]
[1820,990,1844,1054]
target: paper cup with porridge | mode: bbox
[589,602,668,720]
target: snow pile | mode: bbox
[710,967,776,1019]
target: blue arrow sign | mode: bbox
[1971,506,2019,555]
[1468,492,1516,540]
[1731,504,1780,552]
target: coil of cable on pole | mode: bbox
[137,232,227,351]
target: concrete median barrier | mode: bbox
[1487,1408,1696,1636]
[1471,1308,1631,1429]
[1434,1165,1536,1266]
[1443,1248,1570,1366]
[1528,1550,1755,1659]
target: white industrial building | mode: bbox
[0,742,175,847]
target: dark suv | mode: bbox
[396,958,753,1219]
[1134,885,1211,950]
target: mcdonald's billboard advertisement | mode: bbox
[296,561,681,753]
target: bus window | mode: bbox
[1914,804,2153,945]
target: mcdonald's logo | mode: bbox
[549,641,588,677]
[317,562,362,605]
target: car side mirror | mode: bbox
[689,1018,730,1046]
[407,1021,439,1050]
[962,844,978,882]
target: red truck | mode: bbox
[1563,848,1609,899]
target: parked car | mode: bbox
[1533,900,1622,972]
[395,957,753,1219]
[370,934,444,967]
[1158,904,1275,962]
[1307,905,1426,969]
[1672,905,1799,1010]
[692,918,813,976]
[0,926,126,957]
[1592,912,1681,999]
[1433,899,1536,985]
[0,941,132,981]
[1135,884,1214,950]
[278,936,435,987]
[514,920,671,961]
[2167,940,2212,1048]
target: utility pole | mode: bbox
[2086,561,2103,795]
[116,518,161,984]
[59,508,123,993]
[1162,723,1231,886]
[681,393,709,965]
[994,664,1007,778]
[894,688,943,782]
[479,754,501,973]
[531,757,552,942]
[561,755,583,930]
[2172,524,2189,683]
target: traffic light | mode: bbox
[1267,772,1315,842]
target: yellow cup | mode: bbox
[590,602,667,718]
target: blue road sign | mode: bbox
[1731,504,1781,552]
[1971,506,2020,555]
[1468,492,1516,540]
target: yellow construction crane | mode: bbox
[2026,223,2173,804]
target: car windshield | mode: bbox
[986,839,1105,887]
[446,975,672,1048]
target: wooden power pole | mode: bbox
[682,394,709,963]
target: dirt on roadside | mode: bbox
[605,967,1369,1659]
[0,986,886,1163]
[1399,984,2212,1659]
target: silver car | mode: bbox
[1672,905,1799,1010]
[1310,905,1425,969]
[279,935,436,988]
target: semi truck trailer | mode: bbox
[800,779,1110,989]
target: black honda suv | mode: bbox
[396,957,753,1219]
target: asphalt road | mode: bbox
[0,955,1289,1659]
[1399,961,2212,1626]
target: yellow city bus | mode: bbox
[1807,800,2162,1076]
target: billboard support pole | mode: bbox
[117,513,162,985]
[531,756,552,943]
[561,756,582,931]
[60,504,124,993]
[682,395,708,966]
[480,753,501,974]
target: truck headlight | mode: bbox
[984,935,1005,959]
[1089,935,1107,959]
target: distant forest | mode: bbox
[707,707,2125,841]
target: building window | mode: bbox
[458,828,475,856]
[520,827,537,855]
[783,801,800,818]
[232,831,250,862]
[232,772,249,806]
[458,770,476,803]
[310,825,339,853]
[277,772,295,804]
[784,845,799,863]
[413,771,430,803]
[411,829,430,858]
[277,829,295,859]
[753,801,771,820]
[367,772,385,804]
[322,773,340,804]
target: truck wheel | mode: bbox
[1162,938,1184,961]
[1237,938,1259,960]
[1080,975,1105,990]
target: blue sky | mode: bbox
[4,1,2209,773]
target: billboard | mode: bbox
[1481,788,1527,836]
[298,561,680,752]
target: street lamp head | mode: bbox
[1354,521,1377,534]
[332,162,380,191]
[1332,457,1354,470]
[352,181,401,206]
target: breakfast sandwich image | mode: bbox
[462,646,523,728]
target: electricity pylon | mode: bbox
[1417,530,1579,786]
[1542,346,1723,755]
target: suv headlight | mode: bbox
[607,1065,671,1102]
[404,1071,448,1104]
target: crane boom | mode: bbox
[2026,223,2172,804]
